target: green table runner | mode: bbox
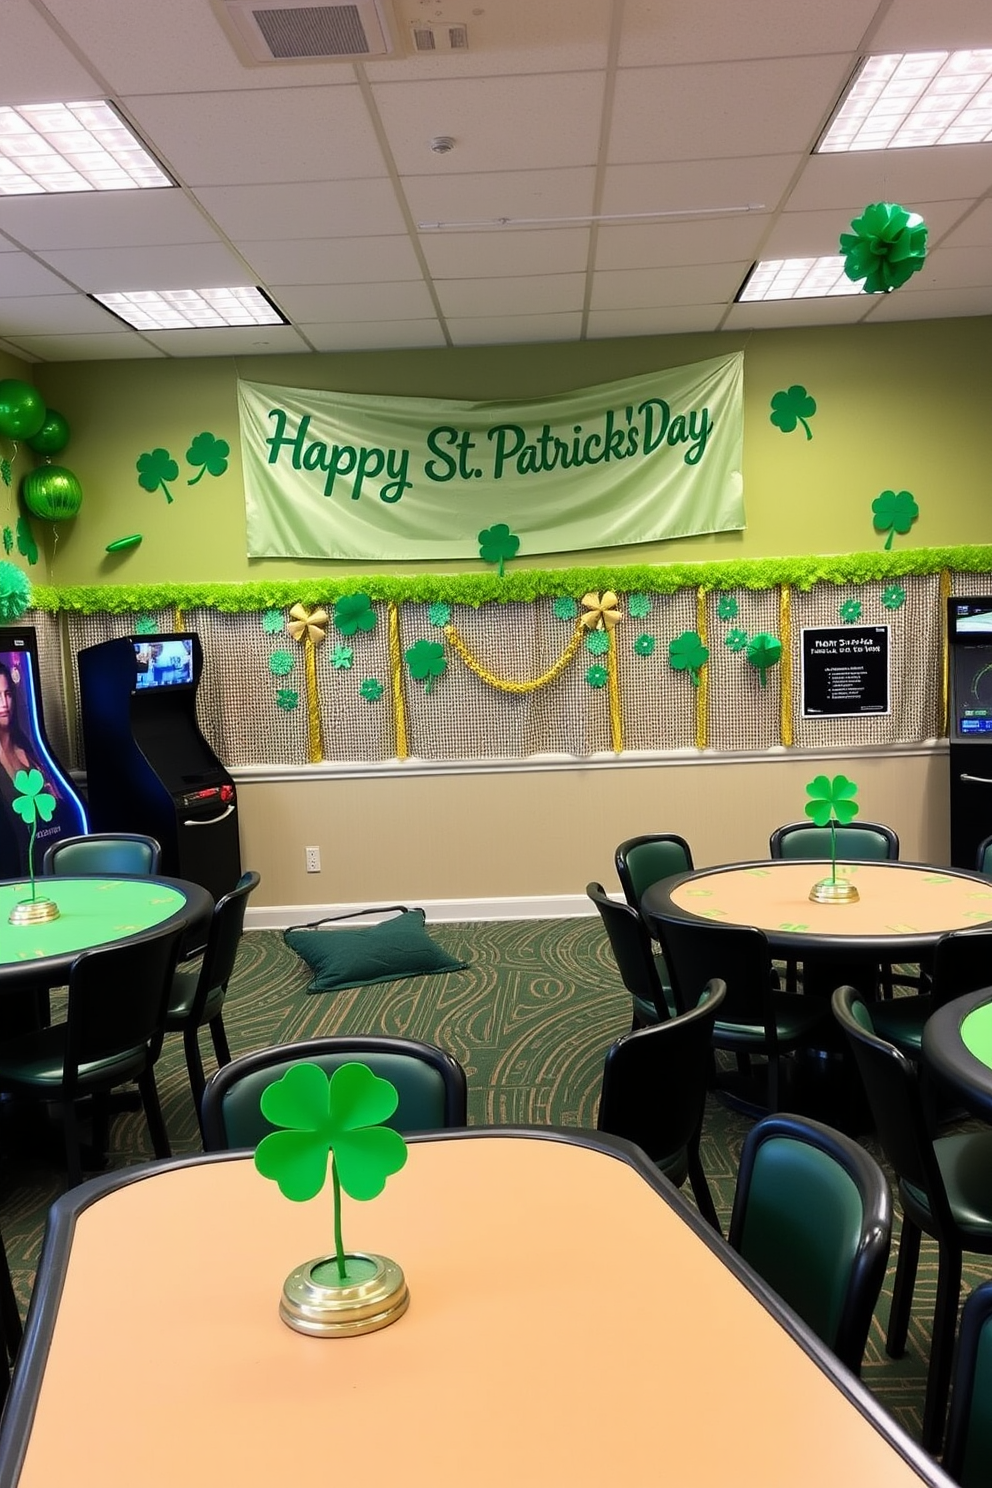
[1,879,186,966]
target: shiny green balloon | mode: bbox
[26,409,70,455]
[0,380,46,441]
[20,465,83,521]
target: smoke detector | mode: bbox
[217,0,397,62]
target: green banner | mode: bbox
[239,353,745,561]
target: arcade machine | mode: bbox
[0,626,88,878]
[77,634,241,902]
[947,597,992,868]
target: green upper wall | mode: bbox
[27,315,992,588]
[0,345,50,583]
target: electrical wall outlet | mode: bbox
[305,846,321,873]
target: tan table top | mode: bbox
[2,1132,947,1488]
[663,860,992,944]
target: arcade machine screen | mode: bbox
[0,628,87,876]
[949,601,992,740]
[133,638,194,690]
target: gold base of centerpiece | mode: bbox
[8,896,60,925]
[809,878,860,905]
[280,1251,408,1338]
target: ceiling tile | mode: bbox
[446,313,583,346]
[436,274,586,318]
[764,200,972,257]
[870,0,992,50]
[139,325,312,357]
[911,246,992,290]
[403,168,597,226]
[0,0,105,104]
[786,147,992,212]
[35,243,255,293]
[620,0,880,64]
[300,320,447,352]
[864,285,992,320]
[368,0,609,81]
[421,228,590,279]
[938,200,992,249]
[595,214,771,270]
[590,262,750,310]
[0,294,119,335]
[0,254,78,295]
[0,189,217,251]
[240,236,423,285]
[274,281,437,320]
[586,306,728,336]
[600,157,804,217]
[196,180,409,241]
[3,331,165,360]
[723,298,873,330]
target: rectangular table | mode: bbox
[0,1129,952,1488]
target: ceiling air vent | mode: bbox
[411,22,468,52]
[219,0,397,62]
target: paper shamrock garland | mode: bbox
[804,774,859,885]
[839,202,928,294]
[11,768,56,902]
[255,1062,408,1284]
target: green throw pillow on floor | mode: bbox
[284,909,468,994]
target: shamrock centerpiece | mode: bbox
[9,768,59,924]
[255,1061,410,1338]
[804,774,861,904]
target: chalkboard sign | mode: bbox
[801,626,890,718]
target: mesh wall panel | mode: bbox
[27,610,72,769]
[318,604,394,763]
[706,587,783,752]
[619,589,699,752]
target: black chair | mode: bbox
[586,882,673,1028]
[945,1279,992,1488]
[0,923,186,1188]
[201,1033,468,1150]
[769,820,899,862]
[0,1225,21,1412]
[614,833,694,915]
[728,1112,891,1376]
[868,926,992,1062]
[832,984,992,1451]
[42,832,162,877]
[165,870,260,1124]
[597,980,725,1231]
[652,914,826,1113]
[976,835,992,878]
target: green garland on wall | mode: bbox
[27,544,992,616]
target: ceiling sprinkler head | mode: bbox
[430,135,456,154]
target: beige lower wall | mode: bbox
[234,747,952,912]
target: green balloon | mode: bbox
[26,409,70,455]
[0,380,46,441]
[20,465,83,521]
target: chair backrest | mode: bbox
[201,1034,468,1150]
[42,832,162,878]
[186,870,260,1022]
[64,923,187,1092]
[929,926,992,1013]
[652,914,774,1029]
[597,980,725,1164]
[614,834,694,911]
[586,882,669,1022]
[831,985,955,1237]
[769,821,899,862]
[728,1113,891,1375]
[945,1280,992,1488]
[976,836,992,878]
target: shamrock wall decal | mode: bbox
[1,527,11,555]
[255,1062,407,1283]
[334,593,376,636]
[770,385,817,440]
[478,522,520,576]
[16,516,37,566]
[872,489,919,550]
[186,432,230,485]
[881,585,906,611]
[668,630,709,689]
[136,448,179,502]
[746,632,782,688]
[11,767,56,901]
[405,638,447,694]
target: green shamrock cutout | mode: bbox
[269,650,294,677]
[1,459,11,488]
[839,599,862,624]
[628,593,651,619]
[725,628,748,652]
[2,527,12,555]
[334,593,376,637]
[136,448,179,502]
[881,585,906,611]
[805,773,860,828]
[16,516,37,566]
[11,767,56,899]
[746,633,782,688]
[133,614,157,635]
[360,678,384,702]
[669,631,708,689]
[553,596,578,621]
[586,664,608,688]
[478,523,520,577]
[186,432,230,485]
[331,644,353,670]
[255,1062,408,1283]
[633,634,655,657]
[405,639,447,694]
[585,629,610,656]
[770,386,816,439]
[872,489,918,550]
[717,594,739,620]
[428,602,451,628]
[262,609,284,634]
[275,688,298,710]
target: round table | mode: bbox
[0,875,214,990]
[923,988,992,1122]
[642,859,992,971]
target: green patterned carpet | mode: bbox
[0,917,975,1447]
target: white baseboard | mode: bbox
[245,894,593,930]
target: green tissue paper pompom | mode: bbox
[0,562,32,620]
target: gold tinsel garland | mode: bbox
[388,601,409,760]
[779,584,793,748]
[287,603,327,764]
[695,586,708,750]
[444,622,585,693]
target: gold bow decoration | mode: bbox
[287,602,328,645]
[580,591,622,631]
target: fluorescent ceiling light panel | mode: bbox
[738,258,864,302]
[820,50,992,151]
[0,101,170,195]
[93,287,286,331]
